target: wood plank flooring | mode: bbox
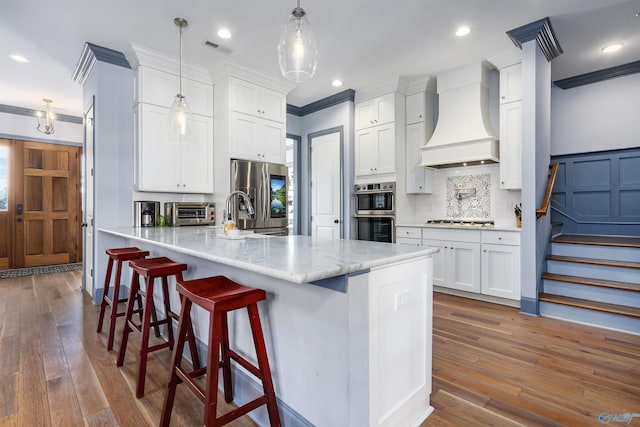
[1,271,639,426]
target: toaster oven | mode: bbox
[165,202,215,226]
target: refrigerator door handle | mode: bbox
[263,163,268,220]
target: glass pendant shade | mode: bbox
[277,6,318,83]
[168,94,193,141]
[168,17,192,142]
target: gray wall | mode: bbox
[286,100,355,238]
[551,72,640,156]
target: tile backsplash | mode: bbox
[446,173,491,219]
[411,163,522,227]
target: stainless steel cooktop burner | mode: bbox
[425,219,495,227]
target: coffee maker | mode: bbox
[134,201,160,227]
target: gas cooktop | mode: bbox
[425,219,494,227]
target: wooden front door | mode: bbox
[0,139,10,269]
[13,140,81,268]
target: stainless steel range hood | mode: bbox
[421,62,498,168]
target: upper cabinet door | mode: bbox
[500,63,522,104]
[183,79,213,117]
[406,92,426,124]
[355,92,396,130]
[230,78,261,115]
[260,87,286,123]
[230,78,285,123]
[137,66,178,108]
[136,66,213,116]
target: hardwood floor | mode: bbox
[0,270,638,426]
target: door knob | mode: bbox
[81,222,88,227]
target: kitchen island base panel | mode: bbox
[98,229,434,426]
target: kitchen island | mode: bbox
[98,226,437,427]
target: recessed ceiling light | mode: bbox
[455,26,471,37]
[217,28,232,39]
[332,80,343,87]
[601,42,623,53]
[10,54,29,63]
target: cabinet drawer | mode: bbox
[481,230,520,245]
[396,227,422,239]
[422,227,481,243]
[396,237,422,246]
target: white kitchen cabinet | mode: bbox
[500,100,522,189]
[499,62,522,190]
[481,230,521,300]
[406,121,433,193]
[134,65,213,116]
[355,123,396,177]
[406,92,426,125]
[230,77,286,123]
[355,92,396,130]
[396,226,422,246]
[424,238,481,293]
[230,111,285,164]
[499,63,522,104]
[134,103,213,193]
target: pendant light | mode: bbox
[277,0,318,83]
[36,98,55,135]
[168,17,193,141]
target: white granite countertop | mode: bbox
[99,227,438,284]
[396,223,522,232]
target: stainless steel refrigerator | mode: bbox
[229,159,289,236]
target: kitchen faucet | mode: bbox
[225,190,255,222]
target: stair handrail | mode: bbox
[551,205,640,225]
[536,162,559,218]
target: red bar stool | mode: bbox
[116,256,201,398]
[160,276,281,427]
[97,247,149,351]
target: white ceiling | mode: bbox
[1,0,639,117]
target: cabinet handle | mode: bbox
[444,246,448,249]
[419,114,423,118]
[483,249,487,252]
[501,95,506,99]
[183,184,186,187]
[176,184,180,187]
[498,237,502,240]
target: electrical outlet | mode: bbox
[394,290,410,311]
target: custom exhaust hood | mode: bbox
[421,62,498,168]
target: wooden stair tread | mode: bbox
[539,293,640,318]
[551,234,640,248]
[546,254,640,270]
[542,273,640,292]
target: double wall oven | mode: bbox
[354,182,395,243]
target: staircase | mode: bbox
[540,234,640,335]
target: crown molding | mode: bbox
[0,104,82,124]
[506,17,563,62]
[354,77,409,103]
[126,43,212,83]
[72,42,130,86]
[554,60,640,89]
[287,89,355,117]
[210,61,296,94]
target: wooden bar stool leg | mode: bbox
[205,311,223,427]
[247,304,281,426]
[136,276,155,398]
[116,271,139,367]
[160,299,192,427]
[161,276,174,349]
[221,313,233,403]
[106,259,124,351]
[96,257,115,333]
[185,299,201,370]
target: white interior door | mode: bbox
[311,131,340,239]
[84,104,94,296]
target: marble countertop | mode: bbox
[99,227,438,284]
[396,223,522,232]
